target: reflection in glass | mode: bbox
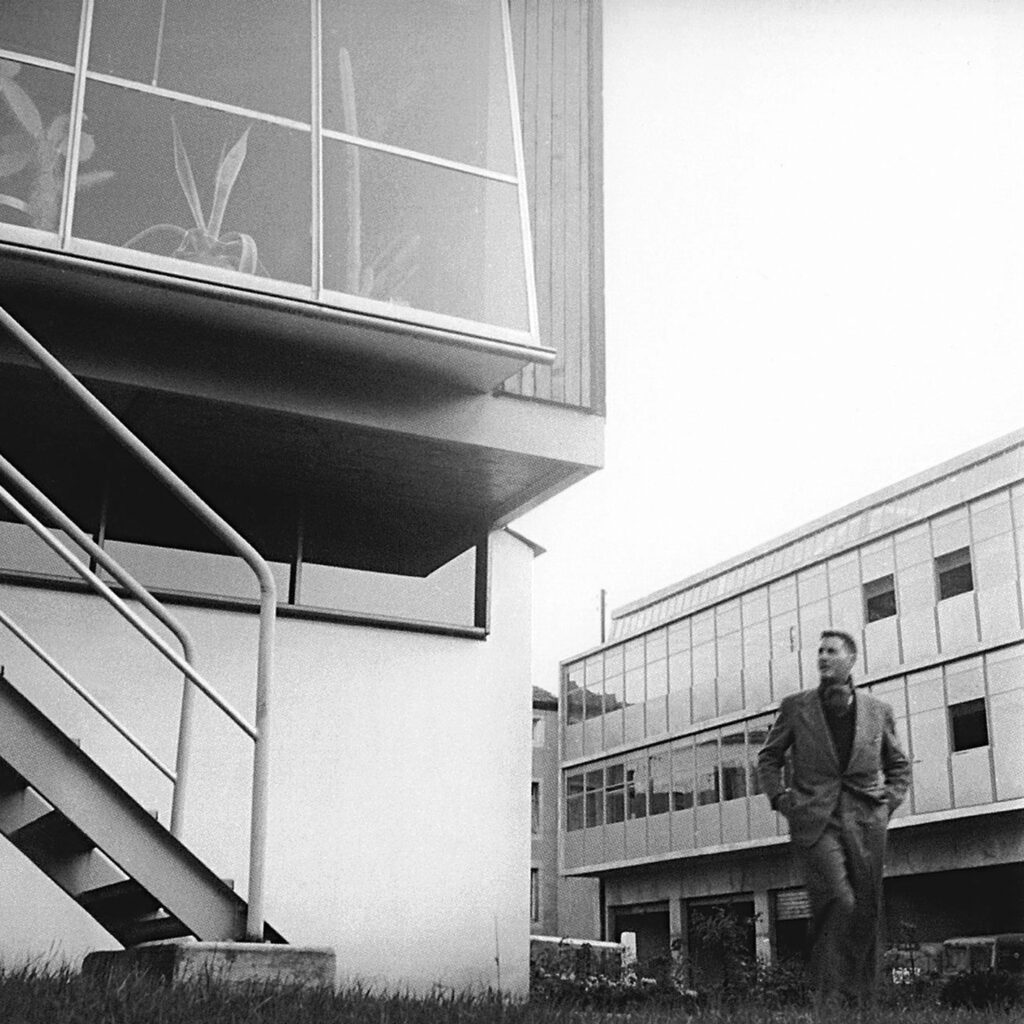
[75,84,311,285]
[564,667,584,726]
[626,760,647,819]
[603,668,625,714]
[646,657,668,701]
[649,752,670,815]
[583,656,604,720]
[624,666,644,707]
[747,720,771,795]
[720,730,748,801]
[322,0,513,173]
[90,0,310,122]
[671,741,694,810]
[0,62,88,232]
[696,737,720,806]
[323,142,527,328]
[0,1,82,65]
[585,769,604,828]
[606,764,625,824]
[565,773,584,832]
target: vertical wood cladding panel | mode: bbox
[504,0,604,412]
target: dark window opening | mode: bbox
[864,573,897,622]
[936,547,973,601]
[950,697,988,751]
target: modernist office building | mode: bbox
[0,0,604,995]
[560,430,1024,968]
[532,685,600,940]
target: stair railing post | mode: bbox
[247,589,275,941]
[0,453,197,839]
[0,303,275,942]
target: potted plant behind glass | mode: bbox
[0,59,114,231]
[125,118,266,276]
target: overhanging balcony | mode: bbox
[0,0,550,393]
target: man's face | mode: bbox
[818,635,855,689]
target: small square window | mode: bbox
[950,697,989,751]
[864,574,897,622]
[936,547,973,601]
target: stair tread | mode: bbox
[0,759,27,797]
[10,809,93,861]
[77,878,160,925]
[117,914,193,946]
[1,674,287,946]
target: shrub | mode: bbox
[939,969,1024,1010]
[529,943,698,1011]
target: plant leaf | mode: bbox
[0,133,31,177]
[75,129,96,164]
[76,170,115,191]
[208,126,249,240]
[232,231,259,274]
[124,223,187,250]
[0,193,29,214]
[171,117,205,231]
[0,72,43,138]
[47,113,70,147]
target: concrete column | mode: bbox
[670,898,690,984]
[753,888,772,963]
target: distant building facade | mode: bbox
[532,685,601,940]
[559,430,1024,969]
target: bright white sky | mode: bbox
[513,0,1024,694]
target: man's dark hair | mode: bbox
[821,629,857,656]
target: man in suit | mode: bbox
[757,629,912,1010]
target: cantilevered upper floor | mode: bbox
[0,0,604,579]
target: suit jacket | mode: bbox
[756,687,912,847]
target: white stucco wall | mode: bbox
[0,530,534,994]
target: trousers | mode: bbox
[795,791,887,1008]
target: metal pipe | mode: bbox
[0,481,256,740]
[0,453,198,836]
[0,303,276,942]
[0,607,177,783]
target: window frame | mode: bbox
[0,0,541,348]
[863,572,897,623]
[935,546,974,602]
[949,696,989,752]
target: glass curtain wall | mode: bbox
[0,0,536,342]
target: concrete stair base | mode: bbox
[83,941,336,988]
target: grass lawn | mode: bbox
[0,965,1022,1024]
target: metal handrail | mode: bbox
[0,606,177,783]
[0,480,255,734]
[0,452,198,835]
[0,303,275,942]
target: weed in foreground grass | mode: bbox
[0,964,1022,1024]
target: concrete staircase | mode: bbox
[0,670,284,947]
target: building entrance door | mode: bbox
[612,902,670,964]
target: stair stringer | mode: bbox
[0,673,284,944]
